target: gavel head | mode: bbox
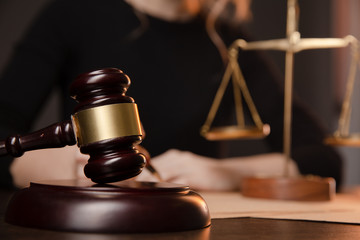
[69,68,146,183]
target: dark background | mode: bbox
[1,0,358,185]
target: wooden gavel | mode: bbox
[0,68,146,183]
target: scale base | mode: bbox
[5,179,210,233]
[241,176,336,201]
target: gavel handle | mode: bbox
[0,120,76,157]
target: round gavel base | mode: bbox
[5,179,211,233]
[241,176,336,201]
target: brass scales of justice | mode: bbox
[201,0,360,201]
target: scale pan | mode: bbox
[325,134,360,147]
[203,124,270,141]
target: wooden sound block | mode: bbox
[241,176,336,201]
[5,179,211,233]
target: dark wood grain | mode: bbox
[0,120,75,157]
[3,180,210,233]
[69,68,134,112]
[0,69,210,234]
[70,68,146,183]
[0,68,146,183]
[1,189,360,240]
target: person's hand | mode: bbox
[10,145,88,188]
[136,149,242,191]
[136,149,300,191]
[9,143,157,188]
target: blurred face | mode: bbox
[125,0,203,22]
[125,0,252,23]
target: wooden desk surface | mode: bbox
[2,190,360,239]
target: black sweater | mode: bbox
[0,0,342,189]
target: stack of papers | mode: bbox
[201,191,360,224]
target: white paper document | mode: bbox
[201,191,360,224]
